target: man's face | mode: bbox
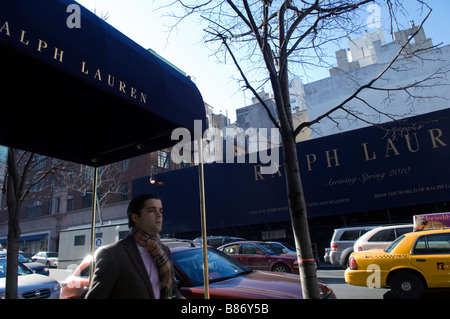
[132,198,163,236]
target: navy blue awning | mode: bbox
[0,0,206,166]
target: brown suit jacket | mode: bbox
[85,234,180,299]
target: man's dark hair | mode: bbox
[127,194,161,227]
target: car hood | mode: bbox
[210,271,302,298]
[24,262,47,268]
[188,270,328,299]
[0,274,58,292]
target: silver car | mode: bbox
[329,226,377,268]
[0,258,60,299]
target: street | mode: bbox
[316,267,389,299]
[49,266,390,299]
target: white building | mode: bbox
[306,26,448,138]
[235,80,311,144]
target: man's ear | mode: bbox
[131,213,140,224]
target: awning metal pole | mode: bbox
[197,138,209,299]
[89,166,99,284]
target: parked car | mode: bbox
[193,236,245,248]
[345,229,450,299]
[353,224,414,252]
[32,251,58,268]
[60,239,336,299]
[218,241,299,273]
[266,241,319,267]
[0,251,49,276]
[329,226,377,268]
[0,257,60,299]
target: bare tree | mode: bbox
[3,149,64,298]
[57,163,125,225]
[159,0,443,298]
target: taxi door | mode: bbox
[410,233,450,288]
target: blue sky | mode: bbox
[75,0,450,122]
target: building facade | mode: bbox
[307,26,448,137]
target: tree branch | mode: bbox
[293,9,433,137]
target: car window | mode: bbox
[259,243,285,255]
[18,253,30,263]
[222,244,239,255]
[412,236,428,254]
[427,234,450,254]
[173,248,249,286]
[240,243,263,255]
[369,229,395,242]
[0,259,5,278]
[208,239,222,247]
[79,264,91,278]
[413,233,450,255]
[385,235,405,253]
[396,227,413,237]
[339,230,362,241]
[0,259,32,278]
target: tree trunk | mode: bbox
[5,204,20,299]
[5,149,20,299]
[280,128,320,299]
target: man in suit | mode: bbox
[85,194,183,299]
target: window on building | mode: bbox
[158,150,170,169]
[74,235,85,246]
[82,191,92,208]
[67,195,74,211]
[121,182,128,201]
[29,178,45,192]
[26,202,42,218]
[122,159,129,171]
[31,155,46,171]
[47,199,52,214]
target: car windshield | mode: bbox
[384,235,406,253]
[18,253,32,263]
[0,259,33,278]
[173,248,251,286]
[46,253,58,258]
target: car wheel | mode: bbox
[272,263,290,273]
[389,271,424,299]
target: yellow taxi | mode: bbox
[345,229,450,299]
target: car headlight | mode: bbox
[52,283,60,292]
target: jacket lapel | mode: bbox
[122,235,155,298]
